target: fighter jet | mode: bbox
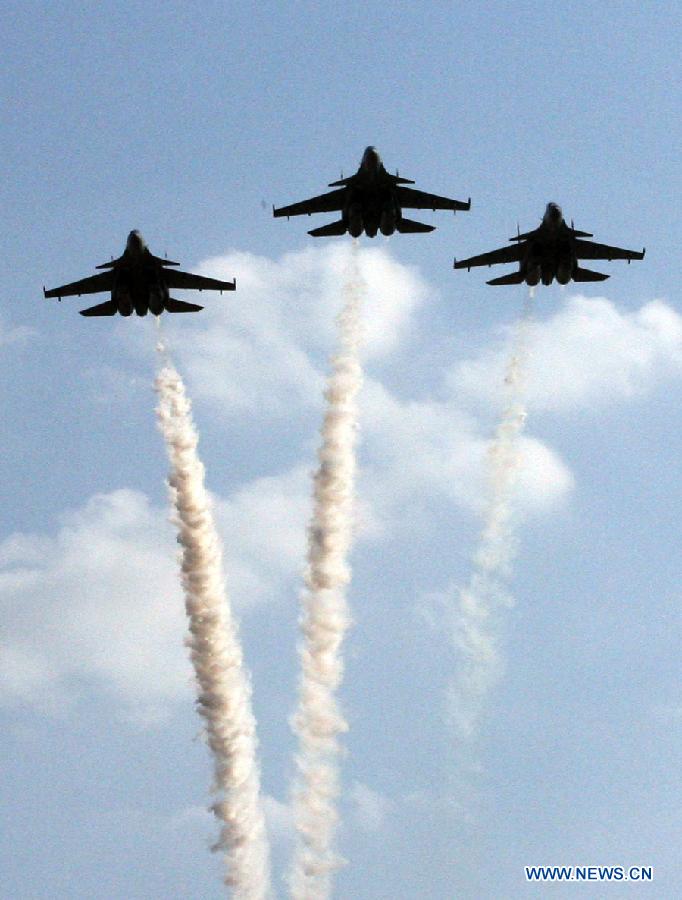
[43,230,236,316]
[273,145,470,238]
[454,203,645,286]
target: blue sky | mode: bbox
[2,2,681,898]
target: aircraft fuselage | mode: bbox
[344,184,398,238]
[342,147,401,237]
[521,205,578,285]
[109,232,169,316]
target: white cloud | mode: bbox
[120,243,573,533]
[0,489,187,718]
[2,415,565,723]
[159,242,430,416]
[0,315,35,346]
[359,378,573,522]
[215,466,310,606]
[347,782,395,833]
[261,794,295,848]
[16,250,677,722]
[514,434,575,512]
[450,296,682,413]
[198,243,428,360]
[172,244,573,523]
[0,471,312,719]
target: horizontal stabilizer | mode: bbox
[95,259,118,269]
[80,299,119,316]
[308,219,348,237]
[328,177,351,187]
[396,218,435,234]
[572,267,609,282]
[165,298,204,313]
[486,271,526,286]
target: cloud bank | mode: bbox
[5,244,679,724]
[450,296,682,413]
[0,475,310,720]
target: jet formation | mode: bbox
[273,145,471,237]
[454,202,645,286]
[43,147,645,316]
[44,230,235,316]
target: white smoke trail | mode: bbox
[155,347,271,900]
[450,290,535,743]
[289,246,364,900]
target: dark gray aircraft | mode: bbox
[454,203,645,285]
[273,145,470,238]
[44,230,236,316]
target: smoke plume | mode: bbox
[289,247,364,900]
[450,291,535,743]
[155,352,271,899]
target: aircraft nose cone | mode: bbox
[127,230,145,249]
[362,145,381,168]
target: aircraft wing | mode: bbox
[573,239,645,262]
[44,270,114,298]
[395,186,471,211]
[454,242,524,269]
[163,269,236,292]
[273,188,347,218]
